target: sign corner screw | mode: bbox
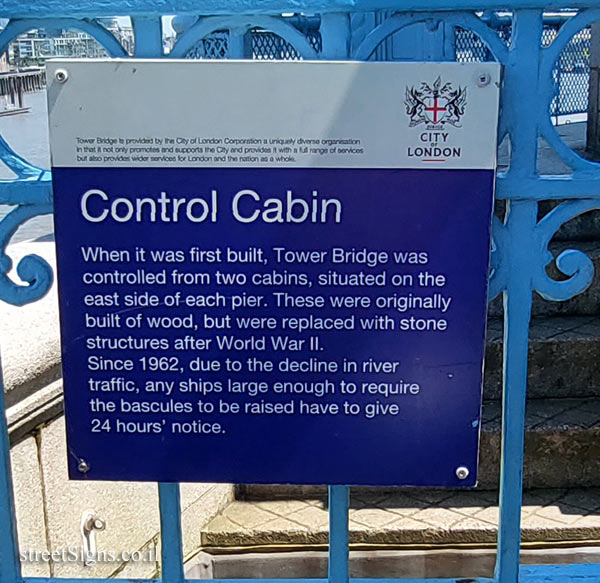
[55,68,69,84]
[456,466,469,480]
[78,459,90,474]
[477,72,490,87]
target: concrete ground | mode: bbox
[11,416,234,579]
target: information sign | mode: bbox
[47,60,500,485]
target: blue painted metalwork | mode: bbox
[0,357,21,583]
[1,3,600,583]
[492,11,542,581]
[2,0,600,17]
[328,486,350,583]
[158,483,185,583]
[169,16,319,59]
[454,16,589,118]
[0,134,53,306]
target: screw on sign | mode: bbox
[477,72,491,87]
[54,68,69,84]
[77,459,90,474]
[456,466,470,480]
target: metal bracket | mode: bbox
[80,509,106,566]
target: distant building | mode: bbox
[0,19,8,72]
[8,23,134,67]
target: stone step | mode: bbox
[203,487,600,549]
[487,242,600,318]
[187,547,600,581]
[483,316,600,400]
[237,397,600,499]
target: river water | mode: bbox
[0,91,53,244]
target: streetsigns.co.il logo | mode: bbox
[404,77,467,163]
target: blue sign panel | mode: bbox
[47,60,500,486]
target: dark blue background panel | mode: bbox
[52,167,493,486]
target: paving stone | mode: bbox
[472,505,500,525]
[404,489,457,506]
[406,506,468,532]
[560,489,600,513]
[522,489,568,509]
[202,515,244,547]
[254,498,316,517]
[181,483,235,561]
[282,504,330,530]
[353,491,398,507]
[10,437,50,578]
[367,493,428,517]
[202,506,326,547]
[222,500,281,530]
[532,503,592,526]
[351,508,403,528]
[38,417,160,579]
[257,517,313,541]
[203,488,600,548]
[479,399,600,489]
[235,484,326,500]
[110,537,159,580]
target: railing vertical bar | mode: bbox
[328,485,350,583]
[227,27,248,58]
[132,16,164,58]
[494,9,542,583]
[319,13,351,59]
[495,201,537,583]
[0,351,21,583]
[158,482,185,583]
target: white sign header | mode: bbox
[47,60,500,170]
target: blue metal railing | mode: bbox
[1,4,600,583]
[187,15,592,118]
[1,14,591,118]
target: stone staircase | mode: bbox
[196,281,600,574]
[196,133,600,572]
